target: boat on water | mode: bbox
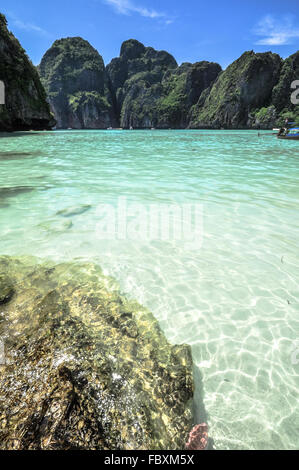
[277,127,299,140]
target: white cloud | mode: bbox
[253,14,299,46]
[5,11,50,37]
[103,0,166,20]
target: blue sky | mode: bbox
[1,0,298,68]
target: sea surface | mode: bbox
[0,129,298,449]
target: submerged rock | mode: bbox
[0,186,35,200]
[56,204,91,217]
[0,274,14,304]
[38,219,73,233]
[0,256,193,450]
[0,186,37,207]
[0,152,37,161]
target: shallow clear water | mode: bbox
[0,129,298,449]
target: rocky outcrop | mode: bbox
[0,256,193,450]
[271,51,299,124]
[189,51,282,129]
[107,39,178,128]
[39,37,116,129]
[106,40,221,129]
[36,31,298,130]
[157,61,222,128]
[0,13,55,132]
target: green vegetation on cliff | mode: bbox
[39,37,115,129]
[24,26,297,130]
[271,51,299,126]
[189,51,282,128]
[106,40,221,128]
[157,61,222,128]
[0,13,55,132]
[107,39,179,128]
[190,50,299,129]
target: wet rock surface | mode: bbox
[0,256,193,450]
[0,274,14,304]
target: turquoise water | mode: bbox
[0,129,298,449]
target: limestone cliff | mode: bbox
[270,51,299,125]
[189,51,282,129]
[36,33,298,130]
[106,40,222,129]
[107,39,178,128]
[39,37,116,129]
[0,13,55,132]
[158,61,222,128]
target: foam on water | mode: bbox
[0,130,298,449]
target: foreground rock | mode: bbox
[0,256,193,450]
[0,274,14,304]
[0,14,55,132]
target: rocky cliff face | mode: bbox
[39,37,116,129]
[0,13,55,132]
[107,39,178,128]
[107,40,221,129]
[158,61,222,128]
[0,256,193,450]
[271,51,299,124]
[189,51,282,129]
[37,31,298,130]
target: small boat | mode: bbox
[277,127,299,140]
